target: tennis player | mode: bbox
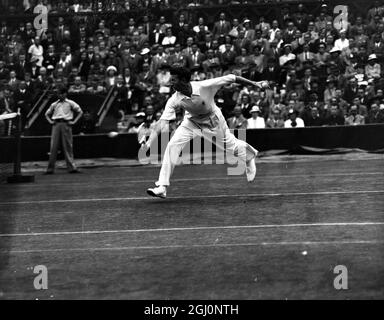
[142,66,268,198]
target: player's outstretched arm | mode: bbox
[140,119,170,152]
[235,75,269,89]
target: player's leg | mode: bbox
[208,110,258,181]
[61,122,78,173]
[147,119,197,198]
[46,122,61,174]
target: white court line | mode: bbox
[1,221,383,238]
[5,240,384,254]
[1,189,384,205]
[7,171,384,187]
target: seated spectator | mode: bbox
[55,51,72,76]
[334,29,349,52]
[156,64,171,94]
[219,43,236,71]
[26,56,41,79]
[352,96,368,117]
[76,51,91,82]
[162,27,177,48]
[105,49,123,73]
[193,17,209,34]
[249,45,265,80]
[345,105,365,125]
[128,112,146,133]
[284,109,305,128]
[266,109,285,128]
[247,106,265,129]
[7,70,20,92]
[243,19,255,42]
[324,104,345,126]
[105,65,118,89]
[366,103,384,124]
[86,75,106,94]
[151,45,169,72]
[35,66,50,91]
[67,76,85,94]
[365,54,381,80]
[323,77,337,104]
[237,93,254,119]
[212,12,231,40]
[233,30,251,55]
[368,33,384,62]
[297,43,315,65]
[304,107,324,127]
[117,114,130,133]
[202,49,220,73]
[234,48,252,77]
[218,35,235,54]
[187,43,205,70]
[279,44,296,67]
[227,105,247,129]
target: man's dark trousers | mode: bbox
[47,121,77,172]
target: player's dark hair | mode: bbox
[59,86,68,94]
[170,65,191,82]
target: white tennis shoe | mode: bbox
[246,157,257,182]
[147,185,167,199]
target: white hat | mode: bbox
[330,47,341,53]
[135,112,146,118]
[141,47,150,55]
[243,19,251,24]
[250,106,260,113]
[368,54,378,61]
[106,65,117,73]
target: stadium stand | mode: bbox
[0,0,383,137]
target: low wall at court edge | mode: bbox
[1,124,384,164]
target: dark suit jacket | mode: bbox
[14,61,27,80]
[149,31,165,46]
[199,41,214,53]
[13,89,33,116]
[76,59,91,81]
[233,38,252,55]
[186,52,205,70]
[43,53,59,69]
[368,41,384,60]
[212,21,231,38]
[124,54,142,74]
[25,64,40,79]
[219,50,237,70]
[261,66,281,84]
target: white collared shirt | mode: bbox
[161,74,236,122]
[46,98,82,120]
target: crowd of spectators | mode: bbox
[1,0,384,136]
[1,0,272,14]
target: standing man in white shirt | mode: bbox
[28,36,44,67]
[142,66,269,198]
[247,106,265,129]
[44,87,83,174]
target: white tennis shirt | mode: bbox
[161,74,236,124]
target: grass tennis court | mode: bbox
[0,154,384,299]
